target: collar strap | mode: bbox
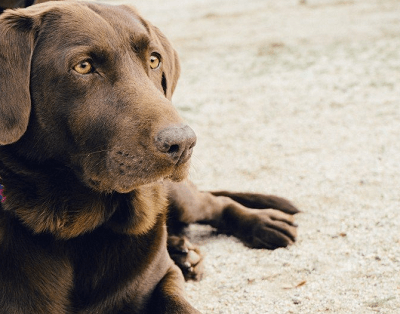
[0,184,5,203]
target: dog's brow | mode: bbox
[65,46,110,65]
[130,34,151,54]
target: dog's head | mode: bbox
[0,1,196,193]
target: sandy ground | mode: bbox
[102,0,400,312]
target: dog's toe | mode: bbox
[167,235,204,281]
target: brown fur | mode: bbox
[0,1,298,313]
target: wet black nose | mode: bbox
[154,125,196,164]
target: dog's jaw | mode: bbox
[76,150,192,194]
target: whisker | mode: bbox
[72,149,111,157]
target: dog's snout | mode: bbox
[155,125,196,164]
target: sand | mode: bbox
[102,0,400,312]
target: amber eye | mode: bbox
[150,54,161,69]
[73,61,94,74]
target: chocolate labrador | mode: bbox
[0,1,298,313]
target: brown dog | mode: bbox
[0,1,298,313]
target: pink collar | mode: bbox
[0,184,5,203]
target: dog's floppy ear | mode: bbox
[150,25,181,100]
[0,8,41,145]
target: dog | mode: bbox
[0,1,298,313]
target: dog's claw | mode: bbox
[187,250,201,265]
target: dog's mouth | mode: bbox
[75,124,196,194]
[81,148,192,194]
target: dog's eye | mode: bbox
[73,61,94,75]
[150,54,161,69]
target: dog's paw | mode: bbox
[167,236,204,281]
[221,206,298,250]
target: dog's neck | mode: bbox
[0,147,168,239]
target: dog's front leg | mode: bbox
[166,180,298,249]
[149,264,201,313]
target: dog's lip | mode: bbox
[85,170,170,193]
[175,147,194,166]
[81,148,191,192]
[111,163,188,191]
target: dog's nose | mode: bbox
[154,125,196,164]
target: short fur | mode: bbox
[0,1,298,313]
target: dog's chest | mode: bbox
[68,224,170,312]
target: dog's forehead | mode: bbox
[84,3,151,46]
[43,2,151,49]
